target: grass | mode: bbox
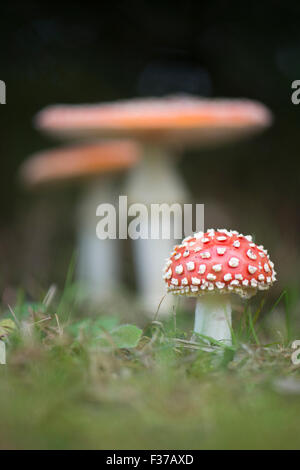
[0,284,300,450]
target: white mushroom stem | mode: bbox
[77,177,119,303]
[194,295,232,344]
[125,145,189,315]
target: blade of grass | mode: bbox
[253,297,266,324]
[248,310,260,345]
[284,290,292,343]
[57,251,77,315]
[193,332,236,352]
[267,289,291,343]
[269,290,287,316]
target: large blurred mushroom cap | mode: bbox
[35,95,272,147]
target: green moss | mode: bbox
[0,287,299,449]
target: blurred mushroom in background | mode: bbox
[35,95,272,315]
[19,141,140,304]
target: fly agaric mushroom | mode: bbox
[35,96,272,314]
[163,229,277,344]
[19,140,140,303]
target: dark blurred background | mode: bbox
[0,0,299,300]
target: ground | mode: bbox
[0,283,300,450]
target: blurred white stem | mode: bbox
[194,295,232,344]
[77,178,119,302]
[126,146,188,205]
[126,145,189,315]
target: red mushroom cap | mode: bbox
[35,96,272,146]
[163,229,276,298]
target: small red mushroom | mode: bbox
[163,229,277,344]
